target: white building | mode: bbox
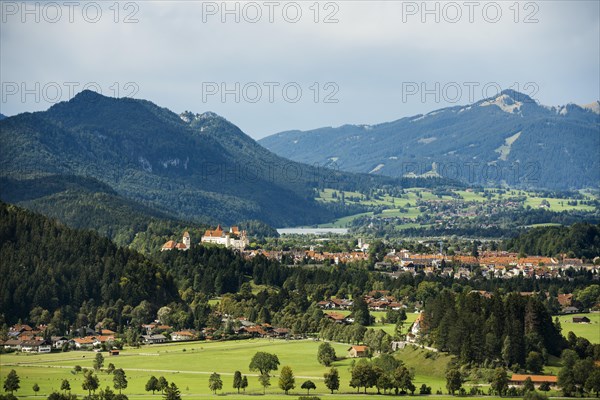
[201,225,249,250]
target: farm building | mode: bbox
[348,345,369,358]
[510,374,558,387]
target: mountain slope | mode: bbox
[0,91,415,227]
[0,174,192,247]
[0,202,178,324]
[259,90,600,189]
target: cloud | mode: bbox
[1,0,598,138]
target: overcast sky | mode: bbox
[1,0,599,139]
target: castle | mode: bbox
[161,226,249,252]
[201,225,249,250]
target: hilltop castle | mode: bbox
[161,226,249,252]
[201,225,249,250]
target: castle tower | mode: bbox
[182,231,191,249]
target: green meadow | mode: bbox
[0,338,475,400]
[556,313,600,343]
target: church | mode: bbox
[161,231,191,252]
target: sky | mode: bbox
[1,0,599,139]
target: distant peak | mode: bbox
[72,89,106,101]
[179,110,226,123]
[580,101,600,114]
[498,89,535,103]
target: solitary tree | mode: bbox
[233,371,242,393]
[60,379,71,394]
[241,376,248,393]
[317,342,337,367]
[94,353,104,371]
[491,367,509,396]
[301,380,316,395]
[157,377,168,394]
[523,377,535,393]
[145,376,159,395]
[3,369,20,394]
[32,383,40,395]
[249,352,280,377]
[445,368,463,395]
[163,383,181,400]
[113,369,128,394]
[99,386,115,400]
[106,363,116,375]
[82,370,99,397]
[208,373,223,394]
[324,367,340,394]
[258,373,271,394]
[278,366,295,394]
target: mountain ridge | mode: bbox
[259,90,600,189]
[1,90,451,230]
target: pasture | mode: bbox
[556,312,600,343]
[1,338,461,399]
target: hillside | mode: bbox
[260,91,600,190]
[0,202,178,324]
[0,174,192,248]
[0,91,410,228]
[504,222,600,259]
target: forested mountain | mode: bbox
[0,174,192,248]
[0,91,422,228]
[260,91,600,190]
[504,222,600,259]
[0,202,178,325]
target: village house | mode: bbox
[558,293,574,307]
[72,337,96,349]
[348,345,369,358]
[325,312,351,324]
[562,306,580,314]
[2,339,24,350]
[142,324,173,334]
[142,334,167,344]
[201,225,249,250]
[509,374,558,388]
[171,331,196,341]
[406,312,424,343]
[20,339,51,353]
[51,336,69,349]
[573,316,591,323]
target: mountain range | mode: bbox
[0,91,432,234]
[259,90,600,190]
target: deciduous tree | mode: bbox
[324,367,340,394]
[3,370,20,395]
[317,342,336,366]
[208,373,222,394]
[301,380,316,395]
[249,352,280,376]
[278,366,295,394]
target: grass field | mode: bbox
[0,337,469,400]
[557,312,600,343]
